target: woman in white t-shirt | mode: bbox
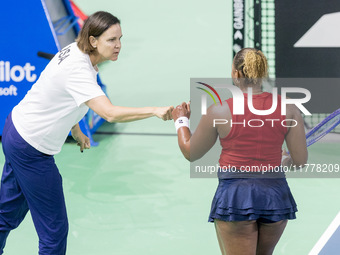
[0,11,173,255]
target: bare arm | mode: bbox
[172,102,227,162]
[71,123,91,153]
[282,105,308,167]
[85,95,173,123]
[171,102,191,160]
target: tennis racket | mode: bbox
[305,108,340,147]
[285,108,340,158]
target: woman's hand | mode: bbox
[71,124,91,153]
[154,106,174,121]
[172,102,191,121]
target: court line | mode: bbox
[95,131,177,136]
[308,211,340,255]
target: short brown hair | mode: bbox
[76,11,120,54]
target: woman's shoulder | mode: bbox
[56,42,90,68]
[285,104,301,120]
[207,101,232,119]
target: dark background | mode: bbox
[275,0,340,112]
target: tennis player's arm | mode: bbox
[284,105,308,167]
[175,103,220,162]
[86,95,173,122]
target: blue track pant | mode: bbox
[0,113,68,254]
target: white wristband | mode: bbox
[175,117,189,132]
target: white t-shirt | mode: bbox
[12,42,105,155]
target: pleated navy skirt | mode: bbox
[208,178,297,223]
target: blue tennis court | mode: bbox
[312,212,340,255]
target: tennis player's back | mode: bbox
[219,92,287,169]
